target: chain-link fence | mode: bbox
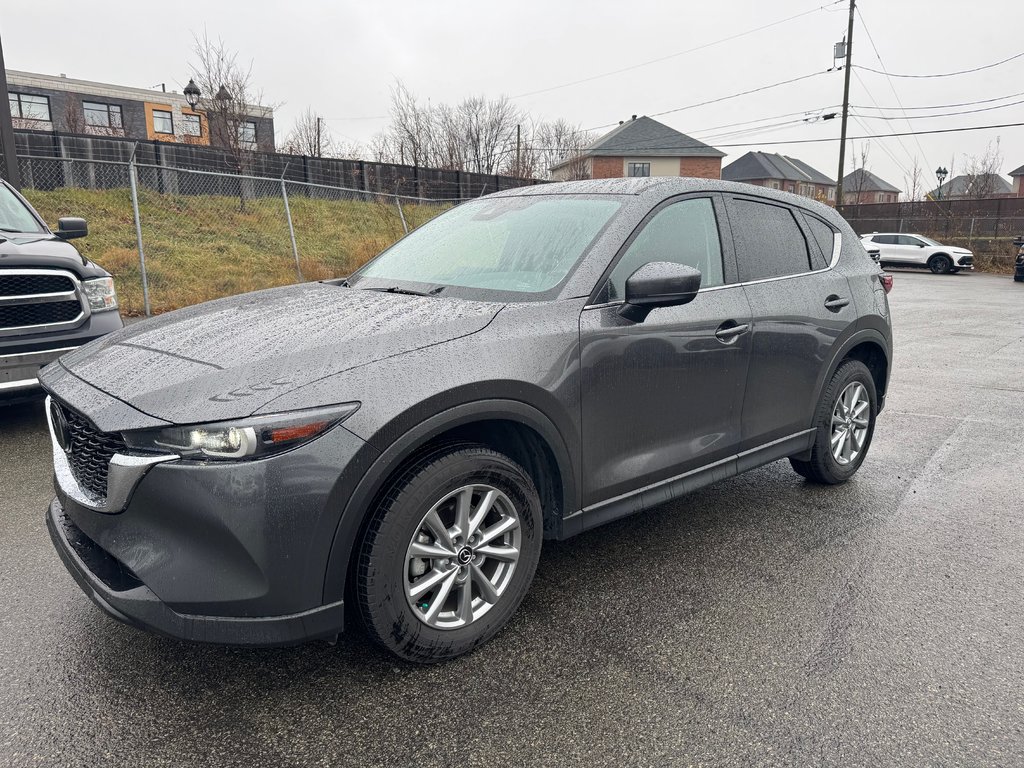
[16,153,457,315]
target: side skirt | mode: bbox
[559,429,815,539]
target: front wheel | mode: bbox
[356,443,542,662]
[790,359,877,484]
[928,254,952,274]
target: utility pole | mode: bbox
[315,116,322,158]
[835,0,856,207]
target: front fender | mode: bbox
[321,396,578,607]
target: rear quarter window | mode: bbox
[804,214,837,270]
[730,199,812,281]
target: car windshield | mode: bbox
[916,235,942,246]
[0,183,45,234]
[351,195,622,301]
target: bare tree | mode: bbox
[847,141,871,204]
[189,33,273,176]
[963,138,1004,198]
[904,156,923,202]
[533,119,593,180]
[282,107,332,158]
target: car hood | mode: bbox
[53,282,503,424]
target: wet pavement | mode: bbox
[1,270,1022,767]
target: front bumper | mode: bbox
[955,255,974,269]
[1,345,80,395]
[47,497,345,646]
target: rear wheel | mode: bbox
[356,443,542,663]
[790,359,877,484]
[928,254,952,274]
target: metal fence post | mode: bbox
[395,196,409,234]
[127,144,152,317]
[280,175,303,282]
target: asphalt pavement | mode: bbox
[1,270,1022,767]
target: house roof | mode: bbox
[842,168,900,194]
[721,151,834,186]
[929,173,1012,197]
[1009,164,1024,177]
[579,116,725,160]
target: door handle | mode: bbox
[715,322,750,342]
[824,295,850,311]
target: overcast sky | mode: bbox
[5,0,1023,192]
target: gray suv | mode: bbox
[41,178,892,662]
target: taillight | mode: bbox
[880,273,893,294]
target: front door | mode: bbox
[580,195,752,509]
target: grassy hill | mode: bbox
[22,187,451,315]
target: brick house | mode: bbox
[1009,164,1024,197]
[721,151,836,203]
[549,115,724,181]
[841,169,900,205]
[927,173,1013,200]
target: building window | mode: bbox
[9,93,51,122]
[766,180,781,190]
[83,101,123,131]
[152,109,173,134]
[238,120,257,149]
[798,183,815,198]
[182,113,202,137]
[827,187,836,201]
[627,162,650,177]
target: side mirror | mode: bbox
[619,262,702,323]
[55,217,88,240]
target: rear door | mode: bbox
[723,195,857,451]
[869,234,900,264]
[579,194,752,507]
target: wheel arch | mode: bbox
[322,398,577,608]
[813,328,891,419]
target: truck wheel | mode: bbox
[356,443,542,663]
[928,254,952,274]
[790,360,877,485]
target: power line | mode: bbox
[587,70,833,131]
[852,97,1024,121]
[854,6,932,173]
[511,1,843,99]
[529,121,1024,153]
[851,91,1024,111]
[854,50,1024,78]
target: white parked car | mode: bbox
[860,233,973,274]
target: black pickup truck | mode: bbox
[1,178,122,401]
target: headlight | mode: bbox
[82,276,118,312]
[122,403,360,460]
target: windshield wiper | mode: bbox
[367,285,445,297]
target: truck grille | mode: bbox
[53,401,127,500]
[0,270,85,334]
[0,273,76,296]
[0,300,82,329]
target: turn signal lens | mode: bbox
[262,421,331,444]
[880,273,893,294]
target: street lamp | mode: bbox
[215,84,231,103]
[183,78,201,109]
[935,166,948,200]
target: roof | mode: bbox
[721,151,834,186]
[573,116,725,161]
[929,173,1012,197]
[1009,164,1024,177]
[842,168,900,194]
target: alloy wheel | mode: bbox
[404,484,521,629]
[830,381,870,465]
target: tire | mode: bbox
[1013,275,1024,283]
[790,359,877,485]
[949,267,961,274]
[356,443,542,663]
[928,254,952,274]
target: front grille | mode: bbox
[0,300,82,329]
[957,256,973,266]
[57,403,127,499]
[0,273,75,296]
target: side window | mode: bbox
[872,234,894,245]
[606,197,724,301]
[898,235,922,246]
[805,215,837,270]
[731,200,812,281]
